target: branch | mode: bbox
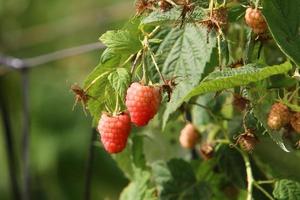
[240,150,254,200]
[0,42,105,70]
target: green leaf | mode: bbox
[152,159,212,200]
[113,135,148,180]
[158,25,218,128]
[273,179,300,200]
[84,48,131,123]
[108,68,131,100]
[100,29,142,54]
[247,85,292,152]
[141,7,205,26]
[184,61,292,102]
[120,169,156,200]
[217,145,247,189]
[263,0,300,66]
[118,136,155,200]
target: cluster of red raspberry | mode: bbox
[98,82,161,153]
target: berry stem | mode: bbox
[217,35,222,69]
[255,0,260,9]
[113,92,120,116]
[256,180,275,185]
[141,50,148,84]
[209,0,214,17]
[131,50,142,75]
[149,50,167,84]
[84,71,110,92]
[240,149,254,200]
[253,182,275,200]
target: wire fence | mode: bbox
[0,42,106,200]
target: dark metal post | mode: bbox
[20,68,30,200]
[0,81,21,200]
[83,129,96,200]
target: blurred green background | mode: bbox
[0,0,136,199]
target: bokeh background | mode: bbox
[0,0,136,199]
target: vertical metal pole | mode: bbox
[21,68,30,200]
[83,129,96,200]
[0,81,21,200]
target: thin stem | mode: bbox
[256,180,276,185]
[113,93,120,115]
[253,182,275,200]
[149,50,166,84]
[209,0,214,17]
[84,71,110,92]
[120,54,135,68]
[189,102,218,122]
[255,0,259,8]
[148,26,160,38]
[130,50,142,74]
[141,51,147,84]
[240,150,254,200]
[217,35,222,69]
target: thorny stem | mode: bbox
[253,182,275,200]
[240,149,254,200]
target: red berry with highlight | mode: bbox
[97,112,131,153]
[126,82,161,126]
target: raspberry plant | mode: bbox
[75,0,300,199]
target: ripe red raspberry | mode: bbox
[97,112,131,153]
[267,103,290,130]
[179,123,199,149]
[245,7,267,34]
[290,112,300,133]
[125,82,161,126]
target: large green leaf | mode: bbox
[113,135,148,180]
[217,145,247,189]
[152,159,212,200]
[141,7,205,26]
[108,68,131,100]
[84,49,130,124]
[120,169,156,200]
[273,179,300,200]
[184,61,292,102]
[263,0,300,66]
[158,24,218,128]
[100,29,142,54]
[117,136,155,200]
[247,84,292,152]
